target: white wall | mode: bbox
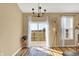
[0,3,23,56]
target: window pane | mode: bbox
[39,23,47,30]
[31,23,38,30]
[61,16,73,39]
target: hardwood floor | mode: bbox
[51,47,77,56]
[16,47,79,56]
[15,47,29,56]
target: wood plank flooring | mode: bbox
[15,47,29,56]
[16,47,79,56]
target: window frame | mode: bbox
[61,15,74,40]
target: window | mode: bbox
[30,23,38,30]
[30,22,47,30]
[61,16,73,40]
[30,22,47,41]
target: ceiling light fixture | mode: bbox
[32,3,46,17]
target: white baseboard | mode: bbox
[12,47,22,56]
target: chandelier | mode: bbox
[32,4,46,17]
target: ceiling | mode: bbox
[17,3,79,13]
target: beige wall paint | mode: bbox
[23,13,79,47]
[0,4,23,55]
